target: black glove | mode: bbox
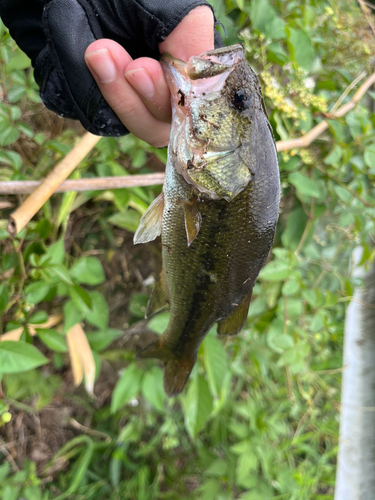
[0,0,224,136]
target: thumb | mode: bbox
[158,6,214,62]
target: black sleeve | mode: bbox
[0,0,46,66]
[0,0,224,137]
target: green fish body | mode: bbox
[134,45,280,396]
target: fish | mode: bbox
[133,44,280,397]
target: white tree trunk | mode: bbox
[335,249,375,499]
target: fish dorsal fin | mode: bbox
[145,272,169,318]
[134,193,164,245]
[182,200,202,246]
[217,291,252,336]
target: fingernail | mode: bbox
[125,68,155,100]
[85,48,116,83]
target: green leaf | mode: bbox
[288,172,320,198]
[5,51,31,72]
[197,478,220,500]
[108,210,141,233]
[128,293,149,319]
[202,334,227,398]
[86,328,122,351]
[0,127,20,146]
[69,284,93,313]
[70,257,105,285]
[48,263,73,284]
[25,282,51,304]
[205,459,227,477]
[148,312,170,334]
[287,27,314,71]
[324,145,342,166]
[57,190,77,226]
[37,329,68,353]
[250,0,277,33]
[142,367,165,411]
[0,341,48,373]
[364,144,375,170]
[282,277,300,296]
[281,207,309,251]
[183,375,213,438]
[85,291,109,329]
[267,320,294,353]
[0,283,9,314]
[259,260,290,281]
[7,85,26,103]
[40,239,65,265]
[63,299,85,332]
[29,311,48,324]
[111,364,144,413]
[236,451,259,488]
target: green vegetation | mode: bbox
[0,0,374,498]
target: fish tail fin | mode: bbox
[163,356,196,397]
[138,339,196,397]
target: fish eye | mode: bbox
[232,89,252,111]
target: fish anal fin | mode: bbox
[137,337,168,360]
[182,200,202,246]
[164,356,196,397]
[134,193,164,245]
[145,272,169,319]
[217,291,252,336]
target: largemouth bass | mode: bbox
[134,44,280,397]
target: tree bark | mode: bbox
[335,248,375,500]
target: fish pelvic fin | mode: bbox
[145,271,169,319]
[182,200,202,246]
[138,338,196,397]
[217,291,252,336]
[133,193,164,245]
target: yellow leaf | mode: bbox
[1,313,63,341]
[66,323,95,397]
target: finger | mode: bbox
[85,39,170,147]
[124,58,171,123]
[159,6,214,62]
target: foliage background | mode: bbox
[0,0,375,498]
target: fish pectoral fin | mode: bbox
[145,271,169,319]
[133,192,164,245]
[217,291,252,336]
[138,338,196,397]
[182,200,202,246]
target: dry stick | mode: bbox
[4,71,375,236]
[0,174,166,195]
[7,132,101,237]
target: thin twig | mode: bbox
[276,71,375,151]
[68,418,111,442]
[0,174,165,195]
[329,70,366,114]
[315,165,373,207]
[358,0,375,36]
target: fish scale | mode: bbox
[134,44,280,396]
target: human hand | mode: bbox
[0,0,222,139]
[84,6,215,147]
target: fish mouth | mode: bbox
[160,44,244,80]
